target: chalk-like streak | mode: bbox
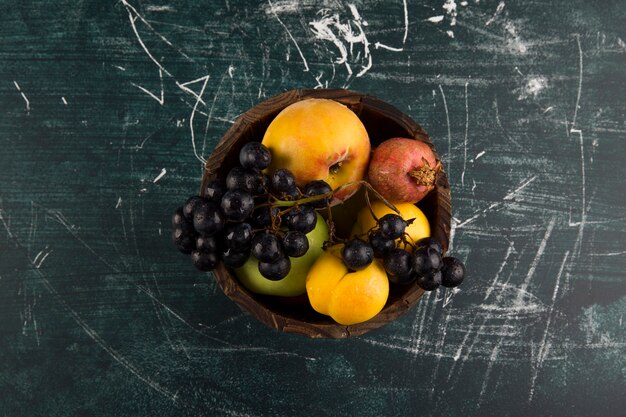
[461,82,469,186]
[152,168,167,183]
[427,15,445,23]
[478,340,502,405]
[401,0,409,44]
[438,85,452,175]
[34,269,178,402]
[474,150,486,160]
[428,295,453,398]
[61,97,68,105]
[13,81,30,112]
[122,0,193,61]
[503,175,537,201]
[445,241,516,385]
[493,97,524,150]
[456,175,537,229]
[572,34,583,129]
[35,250,52,268]
[515,217,556,305]
[267,0,309,72]
[202,71,228,157]
[189,76,210,164]
[571,129,586,258]
[46,209,122,273]
[485,1,505,26]
[131,68,164,105]
[123,5,173,77]
[528,251,570,402]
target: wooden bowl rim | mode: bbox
[202,88,451,338]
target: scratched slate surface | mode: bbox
[1,0,625,416]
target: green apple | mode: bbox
[235,213,329,296]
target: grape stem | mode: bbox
[271,180,401,215]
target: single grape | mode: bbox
[225,167,248,191]
[383,249,415,284]
[250,205,280,228]
[172,222,197,253]
[191,250,220,271]
[441,257,465,288]
[284,205,317,233]
[378,214,407,239]
[204,179,225,203]
[247,170,268,196]
[193,200,225,236]
[415,237,443,255]
[258,256,291,281]
[182,196,203,220]
[221,247,250,268]
[416,270,442,291]
[196,235,218,253]
[282,230,309,257]
[220,189,254,221]
[222,222,253,251]
[341,238,374,270]
[270,168,297,194]
[411,246,443,276]
[239,142,271,170]
[279,187,300,201]
[251,232,283,263]
[302,180,332,208]
[369,231,396,258]
[171,206,186,227]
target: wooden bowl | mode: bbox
[201,89,451,338]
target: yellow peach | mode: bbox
[352,200,430,248]
[306,246,389,325]
[261,98,370,203]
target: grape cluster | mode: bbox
[171,142,332,280]
[341,213,465,291]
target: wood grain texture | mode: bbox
[0,0,625,416]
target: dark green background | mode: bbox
[1,1,624,416]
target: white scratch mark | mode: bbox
[570,129,586,258]
[529,250,570,402]
[228,64,235,78]
[13,81,30,112]
[438,85,452,175]
[443,0,458,26]
[515,217,556,305]
[503,175,537,200]
[139,188,148,193]
[401,0,409,44]
[115,197,122,209]
[145,5,176,12]
[446,30,455,38]
[572,34,583,130]
[485,1,505,26]
[478,340,502,405]
[517,76,547,100]
[131,68,164,105]
[113,65,126,71]
[34,249,53,269]
[35,269,179,402]
[61,97,68,105]
[267,0,309,72]
[461,82,469,186]
[153,168,167,183]
[427,15,445,23]
[474,150,486,160]
[189,75,210,164]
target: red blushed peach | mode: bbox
[367,137,441,204]
[261,98,370,204]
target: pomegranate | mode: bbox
[367,137,441,204]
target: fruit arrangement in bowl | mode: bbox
[171,89,463,338]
